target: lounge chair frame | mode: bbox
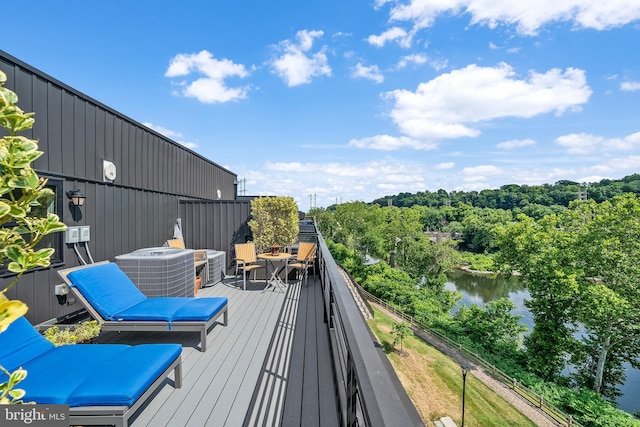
[58,261,228,352]
[69,355,182,427]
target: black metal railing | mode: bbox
[313,223,424,427]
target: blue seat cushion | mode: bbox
[0,316,55,372]
[66,263,147,319]
[19,343,181,407]
[115,297,228,322]
[0,316,182,408]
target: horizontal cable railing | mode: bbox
[314,225,425,427]
[356,284,580,427]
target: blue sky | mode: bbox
[4,0,640,209]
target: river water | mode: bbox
[445,271,639,415]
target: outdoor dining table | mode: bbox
[257,252,293,293]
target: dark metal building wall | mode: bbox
[0,51,243,325]
[0,51,237,200]
[179,200,252,272]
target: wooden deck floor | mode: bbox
[93,274,338,427]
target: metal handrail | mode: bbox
[314,225,425,427]
[357,286,580,427]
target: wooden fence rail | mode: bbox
[357,284,579,427]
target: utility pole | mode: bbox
[578,183,589,201]
[235,178,246,196]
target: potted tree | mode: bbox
[0,70,67,403]
[248,196,299,254]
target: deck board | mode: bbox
[88,274,338,426]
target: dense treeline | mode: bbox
[372,173,640,210]
[310,192,640,427]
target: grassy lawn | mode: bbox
[368,306,537,427]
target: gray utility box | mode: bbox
[116,247,195,297]
[206,250,226,285]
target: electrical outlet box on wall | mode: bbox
[79,226,90,242]
[65,227,79,244]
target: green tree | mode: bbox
[248,196,299,253]
[332,202,386,259]
[392,321,413,351]
[564,195,640,397]
[380,206,423,265]
[496,196,640,397]
[495,213,580,381]
[453,298,527,357]
[403,235,460,286]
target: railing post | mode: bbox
[346,360,357,426]
[568,415,573,427]
[513,379,517,390]
[539,396,543,408]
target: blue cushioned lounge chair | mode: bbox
[0,316,182,427]
[58,261,228,352]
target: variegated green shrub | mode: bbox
[0,69,67,404]
[248,196,299,253]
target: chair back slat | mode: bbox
[235,242,257,263]
[297,242,316,262]
[167,238,186,249]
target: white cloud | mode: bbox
[269,30,331,87]
[434,162,455,170]
[496,138,536,149]
[395,53,448,71]
[348,135,438,150]
[590,156,640,175]
[352,63,385,83]
[621,81,640,91]
[396,53,427,68]
[463,164,503,177]
[165,50,251,103]
[142,122,198,149]
[556,131,640,154]
[555,133,603,154]
[383,63,591,140]
[256,159,429,205]
[367,26,413,48]
[387,0,640,36]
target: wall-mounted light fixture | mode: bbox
[66,189,86,207]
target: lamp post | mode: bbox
[461,365,469,427]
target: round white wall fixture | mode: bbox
[103,160,117,181]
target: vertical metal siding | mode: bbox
[0,51,242,324]
[73,97,86,177]
[61,91,73,173]
[32,76,48,171]
[47,83,63,174]
[179,200,252,272]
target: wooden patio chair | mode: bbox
[235,242,265,290]
[289,242,316,286]
[166,238,186,249]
